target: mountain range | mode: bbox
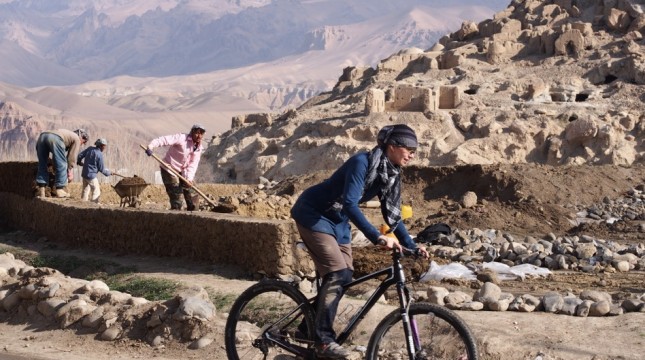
[0,0,508,144]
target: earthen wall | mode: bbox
[0,162,314,277]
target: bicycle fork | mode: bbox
[396,275,421,360]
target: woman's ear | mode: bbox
[383,143,394,158]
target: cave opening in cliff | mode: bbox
[575,93,589,102]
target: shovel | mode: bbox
[139,144,220,209]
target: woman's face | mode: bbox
[386,144,416,166]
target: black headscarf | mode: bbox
[365,125,418,232]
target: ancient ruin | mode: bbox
[200,0,645,184]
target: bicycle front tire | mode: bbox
[224,279,316,360]
[366,302,478,360]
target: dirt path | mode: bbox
[1,233,644,360]
[0,294,643,360]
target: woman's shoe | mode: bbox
[315,342,350,359]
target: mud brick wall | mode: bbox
[5,161,40,198]
[0,162,314,277]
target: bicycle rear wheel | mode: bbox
[366,302,478,360]
[225,279,316,360]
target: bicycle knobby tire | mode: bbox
[225,279,316,360]
[366,302,478,360]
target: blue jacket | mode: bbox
[77,146,111,180]
[291,152,416,249]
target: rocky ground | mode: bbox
[1,163,645,360]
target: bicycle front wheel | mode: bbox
[366,302,478,360]
[224,279,316,360]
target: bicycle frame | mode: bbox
[257,249,420,360]
[262,303,312,356]
[229,245,477,360]
[334,249,419,359]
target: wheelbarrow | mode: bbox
[112,176,149,208]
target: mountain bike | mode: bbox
[224,246,478,359]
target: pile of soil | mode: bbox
[401,163,645,243]
[115,175,147,186]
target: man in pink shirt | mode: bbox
[145,124,206,210]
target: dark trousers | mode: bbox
[295,223,353,345]
[160,167,199,210]
[314,268,353,344]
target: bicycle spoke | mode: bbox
[368,303,477,360]
[418,312,470,360]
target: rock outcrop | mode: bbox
[199,0,645,184]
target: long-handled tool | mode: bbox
[139,144,219,209]
[112,173,126,178]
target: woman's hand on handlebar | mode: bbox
[377,236,429,259]
[415,246,430,259]
[377,235,402,253]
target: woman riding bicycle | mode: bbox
[290,124,430,359]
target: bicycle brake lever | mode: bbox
[400,247,417,257]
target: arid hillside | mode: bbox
[199,0,645,184]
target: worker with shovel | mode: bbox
[77,138,112,203]
[144,124,206,211]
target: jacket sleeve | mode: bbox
[392,221,416,250]
[148,133,182,149]
[65,133,82,170]
[97,152,111,177]
[341,156,382,244]
[77,148,88,166]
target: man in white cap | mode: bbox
[35,128,89,198]
[77,138,112,203]
[145,124,206,210]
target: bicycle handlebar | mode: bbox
[396,246,422,258]
[297,241,423,259]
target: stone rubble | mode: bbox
[0,252,219,350]
[573,184,645,224]
[415,184,645,275]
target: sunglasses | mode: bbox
[397,145,416,154]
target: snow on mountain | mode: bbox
[59,1,509,114]
[0,0,509,152]
[1,0,508,84]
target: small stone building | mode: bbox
[365,84,460,114]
